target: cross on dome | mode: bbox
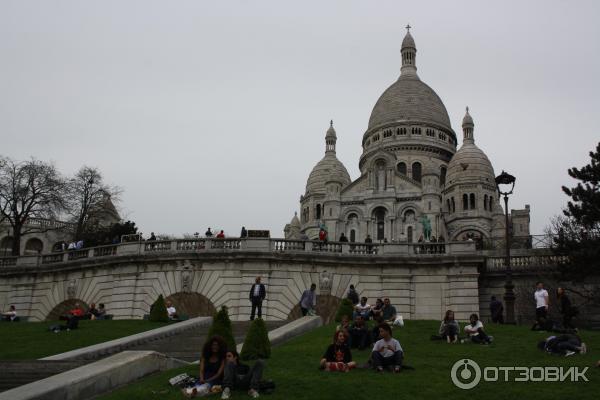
[406,24,411,33]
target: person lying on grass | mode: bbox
[538,334,587,357]
[221,350,263,399]
[372,322,403,373]
[463,313,493,344]
[320,330,357,372]
[431,310,460,343]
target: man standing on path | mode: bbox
[534,281,549,324]
[249,277,266,320]
[300,284,317,316]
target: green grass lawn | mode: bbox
[97,321,600,400]
[0,319,168,359]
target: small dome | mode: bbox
[446,142,495,186]
[306,153,351,194]
[290,212,301,228]
[326,120,336,138]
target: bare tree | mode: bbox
[66,166,121,240]
[0,157,67,255]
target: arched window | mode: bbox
[470,193,476,210]
[350,229,356,242]
[447,199,452,213]
[412,162,422,182]
[397,162,407,175]
[489,197,493,211]
[376,161,386,190]
[484,195,488,211]
[374,207,386,241]
[24,238,43,255]
[463,194,469,210]
[451,197,456,213]
[316,204,321,220]
[407,226,413,243]
[440,166,447,186]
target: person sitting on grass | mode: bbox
[201,336,226,385]
[2,305,17,322]
[371,316,384,342]
[320,330,357,372]
[538,334,587,357]
[166,300,178,320]
[372,322,403,373]
[336,315,351,335]
[349,314,370,350]
[221,350,264,399]
[432,310,460,343]
[371,298,384,319]
[381,298,397,324]
[464,313,493,344]
[353,297,371,321]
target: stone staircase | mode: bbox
[0,360,87,392]
[126,320,285,362]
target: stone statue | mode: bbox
[181,269,192,293]
[66,279,77,299]
[319,270,332,293]
[420,215,432,241]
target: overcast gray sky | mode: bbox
[1,0,599,238]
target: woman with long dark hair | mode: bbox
[320,330,356,372]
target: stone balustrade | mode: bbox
[484,254,568,272]
[0,238,481,268]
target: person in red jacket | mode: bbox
[216,230,225,238]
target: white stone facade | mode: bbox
[290,29,530,244]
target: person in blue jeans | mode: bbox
[371,322,403,373]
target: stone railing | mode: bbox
[0,238,481,268]
[484,254,569,273]
[24,217,75,231]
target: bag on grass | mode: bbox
[393,315,404,327]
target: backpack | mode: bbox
[258,379,276,394]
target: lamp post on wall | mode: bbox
[495,170,516,324]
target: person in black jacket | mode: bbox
[221,350,264,399]
[557,287,578,330]
[249,277,266,320]
[320,330,356,372]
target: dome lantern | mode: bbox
[462,107,475,144]
[401,25,417,76]
[325,120,337,153]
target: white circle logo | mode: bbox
[451,359,481,390]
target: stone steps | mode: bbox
[0,360,87,392]
[126,320,285,362]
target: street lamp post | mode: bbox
[495,170,516,324]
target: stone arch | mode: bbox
[367,151,396,170]
[365,203,392,218]
[451,227,489,242]
[286,294,341,325]
[342,207,364,221]
[24,238,44,255]
[46,298,89,321]
[164,292,217,318]
[397,203,420,219]
[0,236,13,256]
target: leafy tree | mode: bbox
[66,166,121,241]
[552,142,600,280]
[0,157,66,255]
[240,318,271,360]
[149,295,169,322]
[206,306,236,351]
[334,298,354,323]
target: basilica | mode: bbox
[285,28,530,244]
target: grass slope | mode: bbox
[97,321,600,399]
[0,320,168,360]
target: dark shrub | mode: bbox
[241,318,271,360]
[149,295,169,322]
[335,298,354,322]
[206,306,236,351]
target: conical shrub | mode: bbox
[240,318,271,360]
[334,298,354,322]
[206,306,236,351]
[149,295,169,322]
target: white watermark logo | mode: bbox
[451,359,589,389]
